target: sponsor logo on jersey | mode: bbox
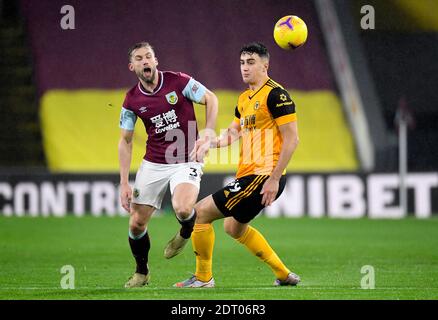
[165,91,178,105]
[139,106,148,113]
[276,93,293,107]
[276,100,294,107]
[150,109,180,134]
[191,82,199,94]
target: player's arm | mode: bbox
[118,107,137,212]
[261,88,299,206]
[190,107,239,161]
[211,118,241,148]
[183,77,218,162]
[197,88,219,142]
[181,76,218,137]
[271,121,299,180]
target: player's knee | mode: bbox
[129,214,148,234]
[224,219,247,239]
[194,201,210,224]
[223,222,240,239]
[129,221,146,235]
[173,204,193,220]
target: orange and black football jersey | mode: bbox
[234,78,297,178]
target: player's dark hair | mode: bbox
[128,42,154,62]
[240,42,270,60]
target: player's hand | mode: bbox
[260,177,280,207]
[120,183,132,213]
[190,137,211,162]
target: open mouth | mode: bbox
[143,67,152,75]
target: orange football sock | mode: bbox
[236,225,290,280]
[192,223,215,282]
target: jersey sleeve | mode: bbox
[266,87,297,126]
[119,107,137,131]
[233,105,241,124]
[182,77,207,104]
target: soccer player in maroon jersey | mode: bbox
[118,42,218,288]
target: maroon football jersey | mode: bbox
[121,71,207,164]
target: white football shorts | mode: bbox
[131,160,203,209]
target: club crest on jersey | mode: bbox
[133,188,140,198]
[165,91,178,105]
[254,101,260,110]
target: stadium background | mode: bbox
[0,0,437,300]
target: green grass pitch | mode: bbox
[0,213,437,300]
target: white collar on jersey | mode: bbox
[138,71,164,96]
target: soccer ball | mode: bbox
[273,15,308,50]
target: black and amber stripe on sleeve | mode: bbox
[233,105,241,124]
[267,87,297,125]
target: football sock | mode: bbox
[236,225,290,280]
[128,229,150,275]
[177,209,197,239]
[192,223,215,282]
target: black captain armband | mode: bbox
[267,87,296,119]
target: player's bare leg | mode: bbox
[224,217,300,286]
[174,195,224,287]
[125,203,155,288]
[164,183,199,259]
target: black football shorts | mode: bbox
[212,174,287,223]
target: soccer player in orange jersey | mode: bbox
[173,42,300,287]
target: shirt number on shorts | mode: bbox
[189,167,198,178]
[228,180,241,192]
